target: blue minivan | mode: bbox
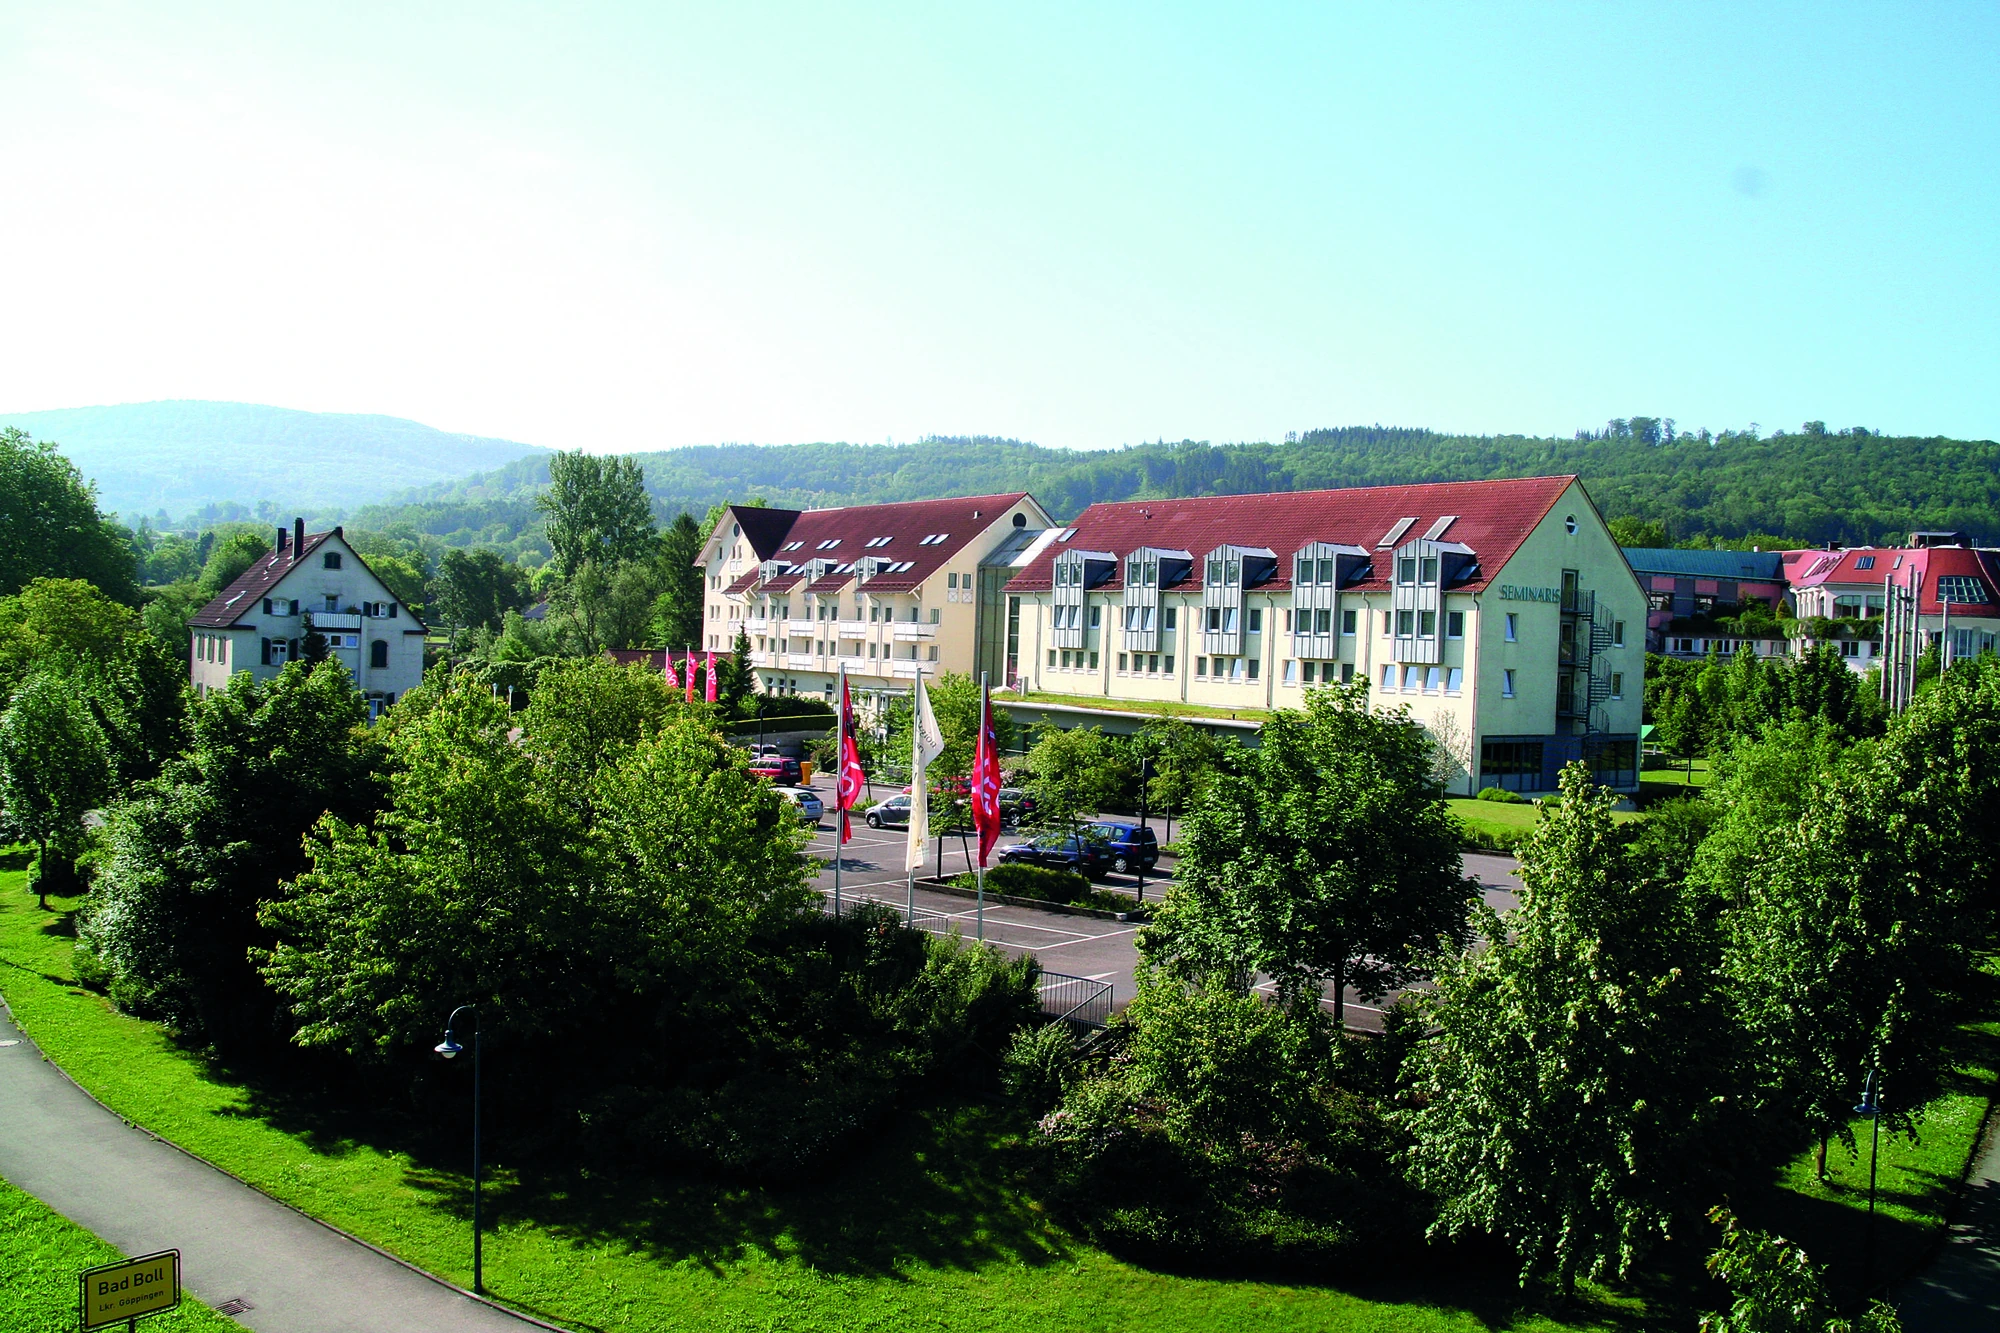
[1088,820,1160,874]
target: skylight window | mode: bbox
[816,538,842,550]
[1855,555,1875,570]
[864,536,893,548]
[1424,516,1458,540]
[1937,575,1990,603]
[1378,517,1417,548]
[917,533,952,546]
[782,540,804,551]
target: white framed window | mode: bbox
[1381,663,1395,691]
[1610,672,1624,699]
[1502,668,1516,698]
[1505,612,1518,642]
[1613,620,1626,648]
[1118,653,1129,673]
[1446,611,1464,639]
[1425,666,1441,692]
[1341,608,1357,636]
[1445,667,1463,694]
[1283,659,1297,684]
[1404,665,1422,691]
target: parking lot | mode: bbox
[797,776,1525,1033]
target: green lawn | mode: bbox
[0,1173,238,1333]
[1006,691,1271,725]
[1636,757,1714,801]
[0,868,1611,1333]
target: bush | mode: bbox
[1457,825,1530,853]
[1475,786,1525,803]
[949,862,1135,913]
[1034,976,1425,1272]
[1002,1021,1076,1110]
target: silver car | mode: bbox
[771,785,824,825]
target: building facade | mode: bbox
[999,476,1648,793]
[1621,547,1791,659]
[1787,539,2000,671]
[697,493,1056,706]
[189,520,428,708]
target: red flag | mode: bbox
[662,652,679,691]
[684,647,696,703]
[970,680,1004,866]
[836,676,866,844]
[704,650,718,703]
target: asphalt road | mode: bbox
[803,779,1526,1032]
[0,1002,538,1333]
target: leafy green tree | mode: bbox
[0,674,113,904]
[0,427,139,603]
[1402,764,1730,1294]
[884,670,1015,786]
[194,529,272,602]
[648,510,705,648]
[517,657,683,816]
[77,660,382,1045]
[1146,682,1471,1026]
[539,450,655,579]
[1021,724,1131,832]
[1608,516,1668,547]
[1133,712,1229,839]
[0,578,137,692]
[1699,1208,1901,1333]
[716,625,755,716]
[431,548,530,637]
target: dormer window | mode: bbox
[1206,558,1222,585]
[1398,557,1418,585]
[1421,557,1439,585]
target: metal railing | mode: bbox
[1037,971,1113,1028]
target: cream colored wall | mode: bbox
[1471,481,1647,748]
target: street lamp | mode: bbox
[434,1004,484,1294]
[1854,1067,1882,1287]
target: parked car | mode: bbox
[865,794,912,829]
[1086,820,1159,874]
[998,830,1115,879]
[748,756,803,784]
[998,787,1037,829]
[771,785,823,825]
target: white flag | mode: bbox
[906,673,947,873]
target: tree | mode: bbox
[0,427,139,604]
[432,549,530,637]
[1133,712,1229,840]
[194,529,273,602]
[1021,724,1131,831]
[76,659,382,1045]
[0,577,138,692]
[539,451,655,579]
[1700,1208,1901,1333]
[716,626,755,716]
[1402,765,1732,1294]
[0,674,113,904]
[648,511,705,648]
[1608,516,1668,547]
[1145,682,1472,1027]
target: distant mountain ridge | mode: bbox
[354,424,2000,553]
[0,400,548,520]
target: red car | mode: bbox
[749,756,803,784]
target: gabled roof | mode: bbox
[189,528,430,630]
[719,493,1035,598]
[1788,545,2000,614]
[1004,476,1577,595]
[1622,548,1786,581]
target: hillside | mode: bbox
[0,401,548,520]
[354,422,2000,553]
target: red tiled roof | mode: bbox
[717,493,1033,598]
[1003,476,1578,594]
[1789,545,2000,615]
[190,527,433,631]
[190,531,338,628]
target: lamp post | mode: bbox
[1134,756,1150,903]
[1854,1067,1882,1288]
[434,1005,484,1294]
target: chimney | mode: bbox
[275,526,288,554]
[293,518,305,563]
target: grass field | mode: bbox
[0,866,1615,1333]
[1005,691,1271,725]
[3,854,1990,1332]
[0,1173,238,1333]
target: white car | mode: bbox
[772,785,824,825]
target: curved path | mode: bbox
[0,1001,548,1333]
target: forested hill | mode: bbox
[356,421,2000,552]
[0,400,547,520]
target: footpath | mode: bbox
[1894,1111,2000,1330]
[0,1002,543,1333]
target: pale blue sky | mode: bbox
[1,2,1993,451]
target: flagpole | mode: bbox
[976,670,987,943]
[834,660,845,920]
[907,666,921,927]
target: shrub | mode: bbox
[1475,786,1525,803]
[949,862,1135,913]
[1002,1021,1077,1110]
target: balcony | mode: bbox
[750,651,778,668]
[836,620,867,638]
[892,622,936,641]
[890,660,927,678]
[312,613,362,630]
[1561,588,1595,618]
[785,653,818,669]
[786,619,817,636]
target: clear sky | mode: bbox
[2,2,1994,452]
